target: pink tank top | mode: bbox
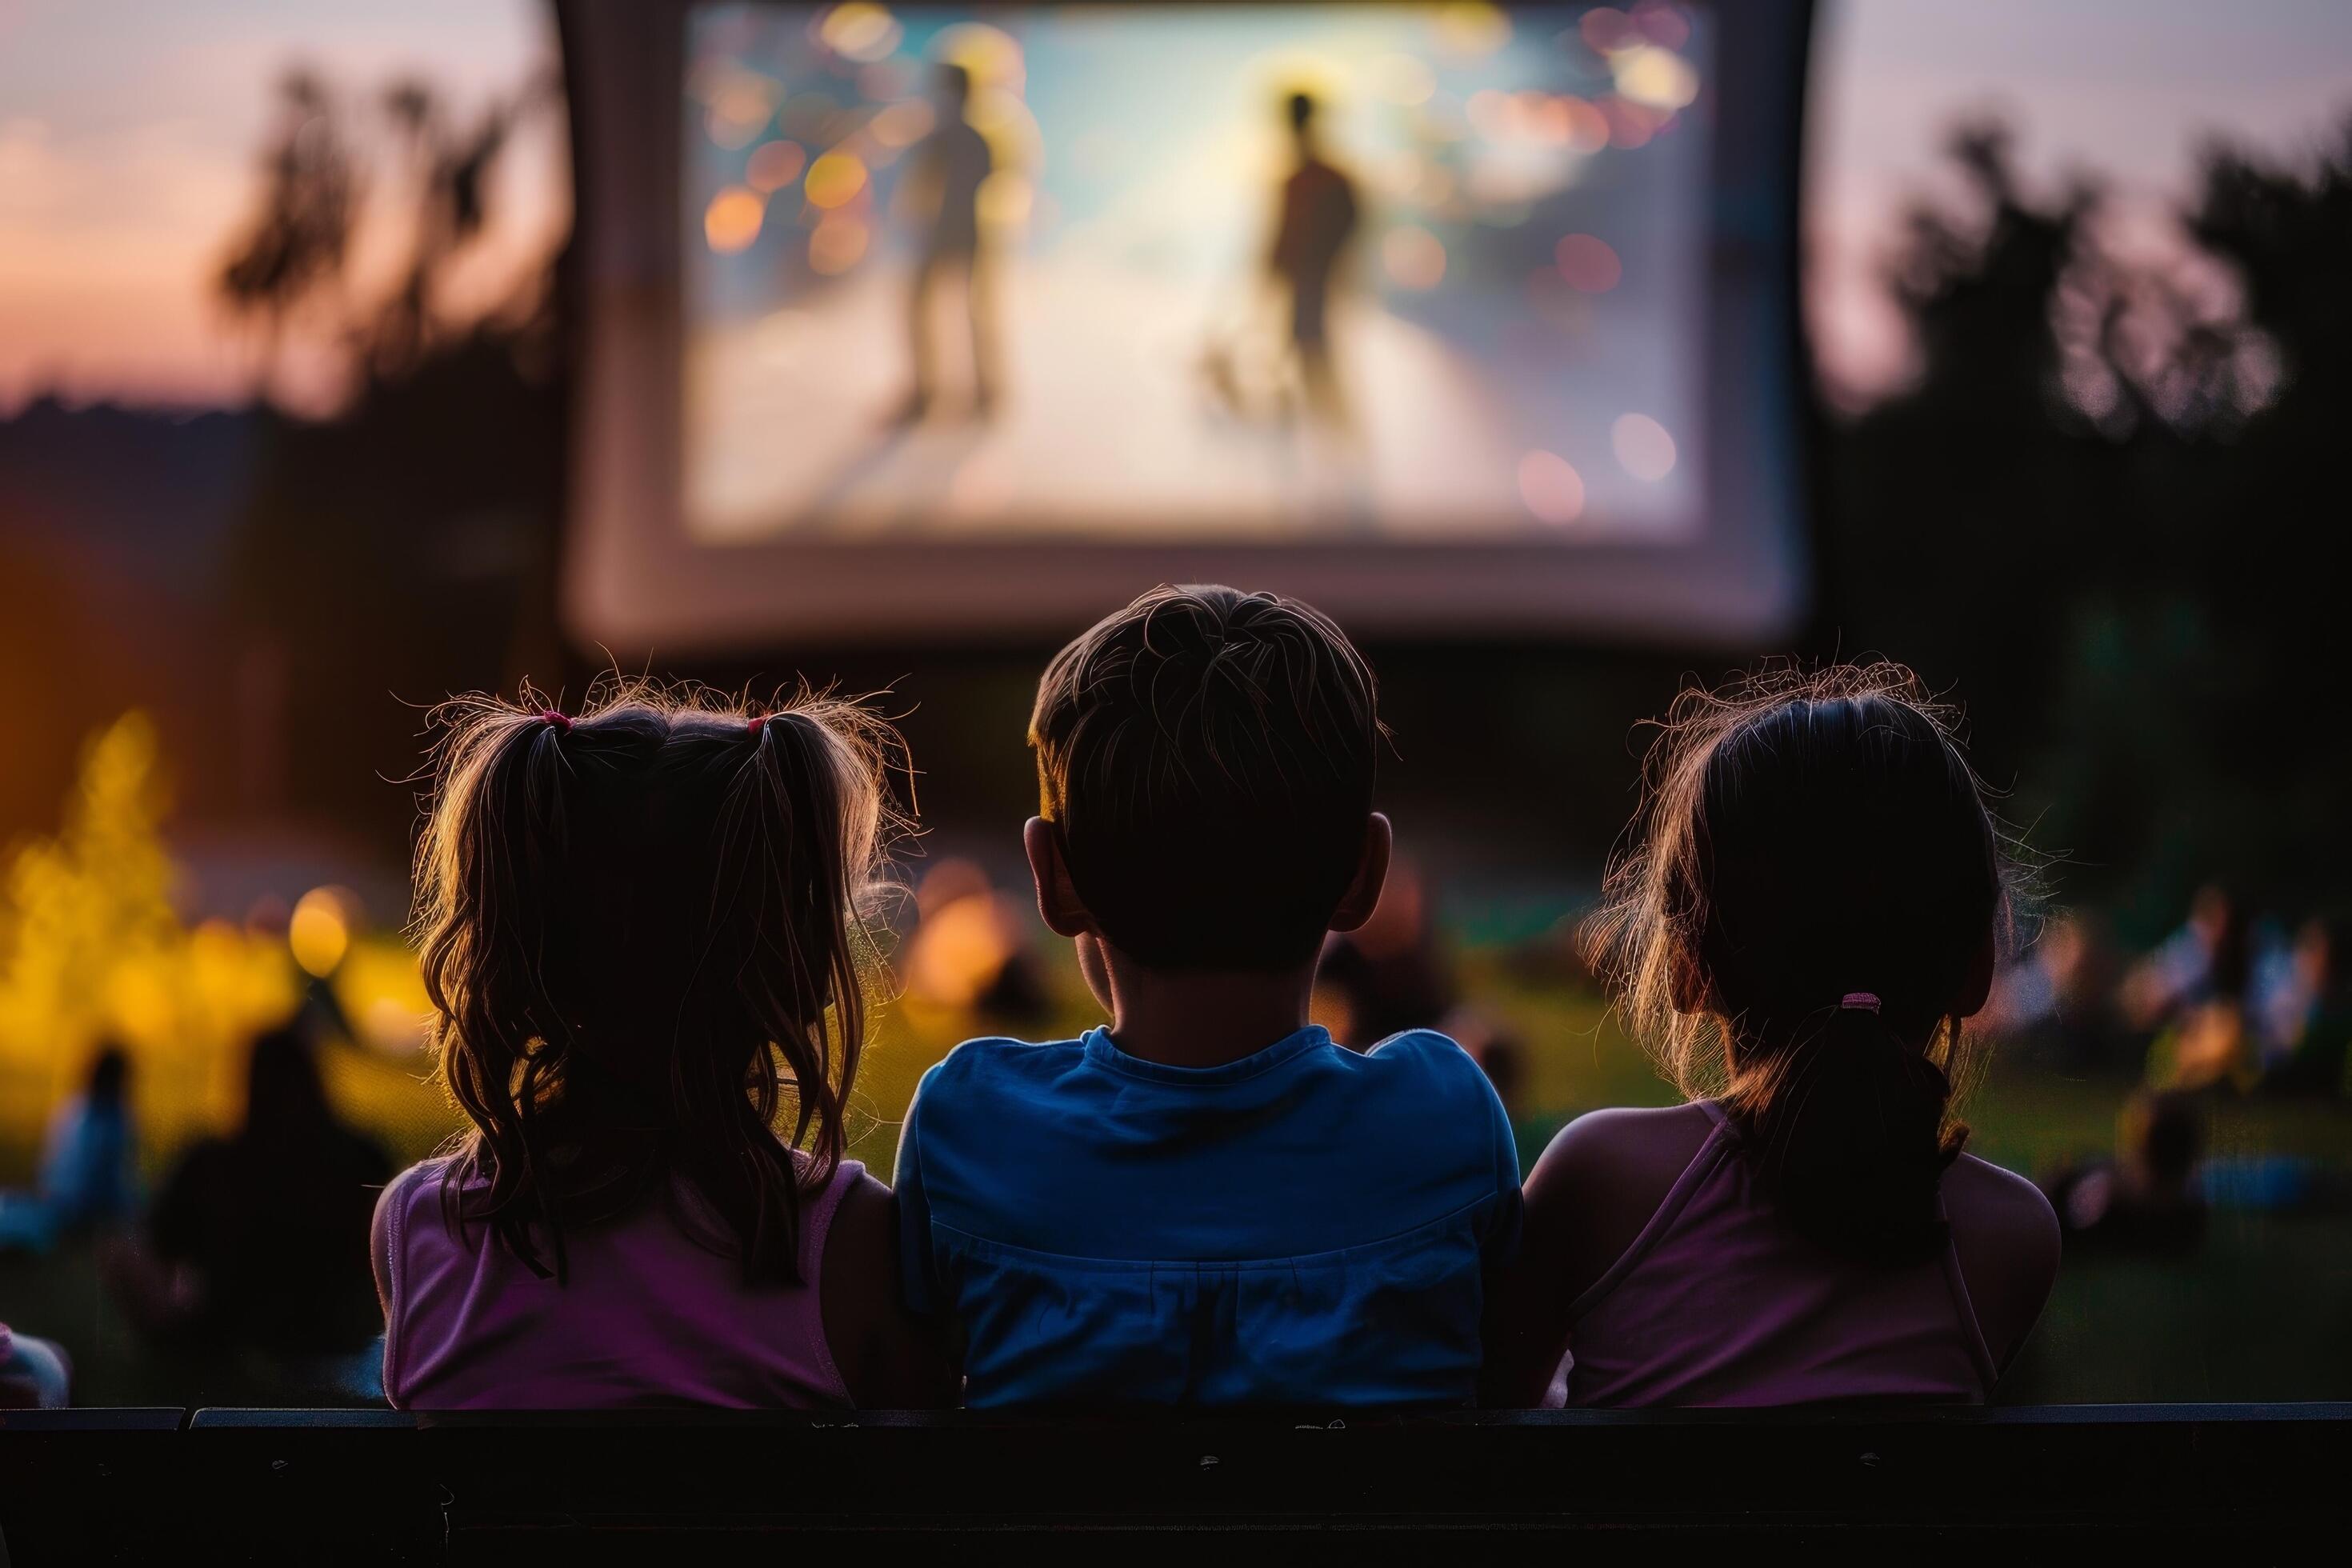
[379,1155,862,1409]
[1560,1102,1998,1407]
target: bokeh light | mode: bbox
[703,186,766,253]
[817,4,903,65]
[1383,226,1447,290]
[1517,450,1586,524]
[705,73,781,150]
[288,886,355,980]
[870,98,934,149]
[746,139,806,193]
[1580,7,1635,55]
[1611,413,1678,480]
[809,214,869,274]
[1554,234,1622,292]
[1434,2,1512,59]
[802,150,869,209]
[1613,46,1699,112]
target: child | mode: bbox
[375,685,952,1409]
[895,585,1520,1409]
[1482,664,2060,1407]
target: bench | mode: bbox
[4,1404,2346,1559]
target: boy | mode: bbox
[896,585,1519,1407]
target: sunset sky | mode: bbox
[2,0,2348,413]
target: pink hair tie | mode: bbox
[538,710,571,733]
[746,714,767,739]
[1840,992,1882,1013]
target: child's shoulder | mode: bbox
[374,1154,465,1232]
[1943,1151,2062,1372]
[1361,1026,1488,1078]
[1530,1102,1718,1196]
[1358,1029,1516,1146]
[917,1034,1089,1098]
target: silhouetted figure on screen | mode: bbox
[1270,91,1358,420]
[900,62,999,421]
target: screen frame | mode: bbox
[557,0,1815,652]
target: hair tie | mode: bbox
[1839,992,1882,1013]
[538,710,570,734]
[746,714,767,739]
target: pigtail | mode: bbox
[415,699,581,1278]
[707,703,886,1284]
[1733,1002,1964,1265]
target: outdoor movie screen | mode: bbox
[561,2,1808,647]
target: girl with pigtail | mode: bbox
[1482,663,2061,1408]
[374,682,952,1409]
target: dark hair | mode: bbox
[1030,584,1382,971]
[243,1026,331,1147]
[87,1044,130,1105]
[414,679,902,1285]
[1588,662,2022,1264]
[1287,90,1317,132]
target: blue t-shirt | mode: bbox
[894,1024,1521,1409]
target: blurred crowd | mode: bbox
[0,1021,390,1409]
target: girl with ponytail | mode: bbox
[1482,663,2059,1407]
[374,681,953,1409]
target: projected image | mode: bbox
[683,3,1710,542]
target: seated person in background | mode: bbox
[2258,918,2350,1096]
[374,687,953,1409]
[109,1027,390,1366]
[897,586,1519,1409]
[2044,1090,2206,1257]
[1482,664,2060,1408]
[0,1045,142,1253]
[0,1322,71,1409]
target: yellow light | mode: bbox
[803,150,869,209]
[1518,451,1586,524]
[746,140,807,193]
[819,4,903,64]
[288,886,354,979]
[934,22,1026,94]
[1613,46,1698,111]
[903,894,1017,1010]
[704,186,766,254]
[1611,413,1678,481]
[1434,2,1512,58]
[809,214,869,274]
[1382,226,1446,290]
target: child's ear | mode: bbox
[1956,924,1998,1018]
[1327,812,1394,934]
[1023,816,1094,940]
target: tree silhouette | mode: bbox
[1823,111,2352,933]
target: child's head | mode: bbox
[1591,662,2019,1262]
[414,681,901,1283]
[1027,584,1386,974]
